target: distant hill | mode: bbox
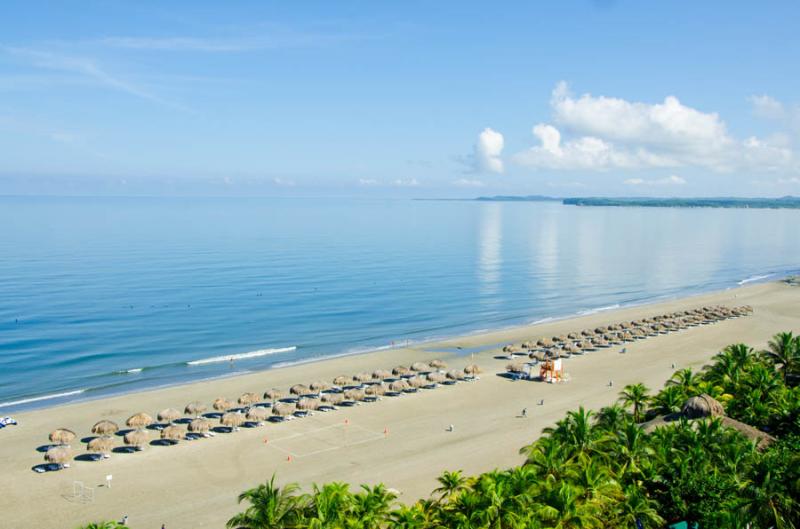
[562,196,800,209]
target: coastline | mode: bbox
[2,280,798,529]
[2,271,791,414]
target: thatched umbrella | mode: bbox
[157,408,181,424]
[91,420,118,436]
[594,326,608,334]
[344,389,366,401]
[502,345,516,353]
[506,362,526,373]
[372,369,392,380]
[49,428,76,445]
[246,407,269,422]
[410,361,429,372]
[554,334,569,344]
[621,332,634,342]
[309,381,330,393]
[184,401,207,417]
[263,389,282,402]
[321,392,344,405]
[428,371,445,384]
[188,418,210,433]
[126,412,153,429]
[123,429,149,450]
[392,366,411,376]
[160,425,185,442]
[531,350,548,361]
[87,436,114,456]
[272,402,295,417]
[365,384,387,396]
[333,375,352,386]
[297,397,320,410]
[429,359,447,369]
[537,338,553,348]
[407,377,426,388]
[220,412,245,428]
[354,372,372,383]
[447,369,465,380]
[581,329,595,337]
[238,392,260,407]
[567,332,580,340]
[212,398,232,412]
[45,446,72,467]
[682,394,725,419]
[389,380,409,392]
[290,384,309,396]
[464,364,482,375]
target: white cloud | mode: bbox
[623,175,686,186]
[453,178,485,187]
[750,95,785,120]
[513,82,797,174]
[393,178,419,187]
[474,128,504,173]
[358,178,378,186]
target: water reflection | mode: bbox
[477,202,502,299]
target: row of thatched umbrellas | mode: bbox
[504,305,752,372]
[41,358,482,468]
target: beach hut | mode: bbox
[682,394,725,419]
[321,392,344,405]
[126,412,153,429]
[263,389,282,402]
[87,436,114,458]
[157,408,181,424]
[392,366,411,376]
[49,428,76,446]
[44,446,72,469]
[160,425,185,442]
[91,420,118,436]
[272,402,295,417]
[289,384,309,396]
[184,402,207,417]
[309,381,330,393]
[220,412,245,430]
[464,364,481,375]
[123,429,149,450]
[297,397,320,411]
[429,359,447,369]
[246,407,269,423]
[238,392,260,407]
[188,418,211,434]
[333,375,352,386]
[212,398,232,412]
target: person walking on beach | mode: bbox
[521,408,528,418]
[120,515,128,526]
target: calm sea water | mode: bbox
[1,196,798,411]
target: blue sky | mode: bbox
[1,1,799,197]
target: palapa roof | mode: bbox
[160,424,185,441]
[220,412,245,427]
[91,420,119,435]
[309,381,329,392]
[212,398,232,411]
[372,369,392,380]
[289,384,309,395]
[464,364,481,375]
[410,361,429,372]
[388,380,409,391]
[272,402,295,416]
[506,362,526,373]
[321,392,344,404]
[184,401,207,415]
[392,366,411,376]
[427,372,446,383]
[429,359,447,369]
[447,369,465,380]
[45,446,72,464]
[157,408,181,423]
[407,376,426,388]
[246,407,269,421]
[126,412,153,428]
[365,384,387,396]
[49,428,76,445]
[344,388,366,401]
[238,392,260,406]
[682,394,725,419]
[333,375,352,386]
[87,436,114,453]
[124,429,149,447]
[188,418,211,433]
[354,372,372,382]
[263,388,282,400]
[296,397,320,410]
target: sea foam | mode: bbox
[738,274,773,285]
[187,346,296,366]
[0,389,86,409]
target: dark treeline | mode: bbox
[562,196,800,209]
[81,332,800,529]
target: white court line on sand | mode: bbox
[266,422,385,459]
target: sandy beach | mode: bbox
[1,281,798,529]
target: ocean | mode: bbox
[1,196,797,411]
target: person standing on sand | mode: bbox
[521,408,527,418]
[120,515,128,526]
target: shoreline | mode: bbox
[3,280,798,529]
[2,272,791,414]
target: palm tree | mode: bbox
[618,383,650,423]
[594,403,629,432]
[667,368,699,396]
[533,482,603,529]
[651,385,685,415]
[78,523,125,529]
[304,482,353,529]
[765,331,799,384]
[433,470,467,501]
[613,485,664,528]
[227,475,305,529]
[352,484,397,529]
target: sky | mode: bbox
[1,1,799,197]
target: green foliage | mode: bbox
[77,523,126,529]
[224,332,800,529]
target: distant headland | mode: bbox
[471,195,800,209]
